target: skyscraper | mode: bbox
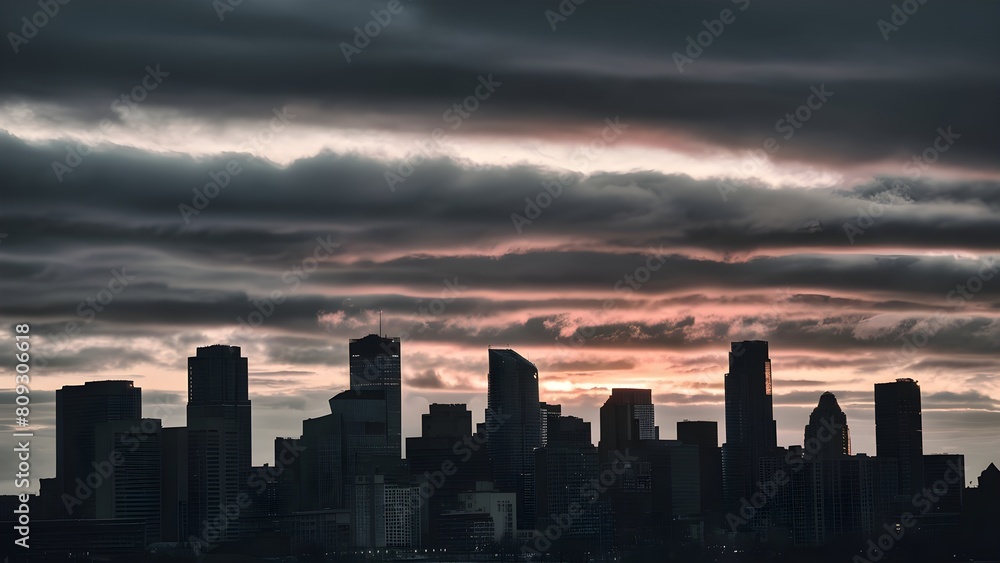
[94,418,162,544]
[186,345,251,543]
[598,388,655,461]
[722,340,777,508]
[56,380,142,519]
[875,378,923,497]
[677,420,723,514]
[486,348,541,530]
[803,392,851,459]
[349,334,401,458]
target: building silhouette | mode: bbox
[875,378,924,497]
[486,348,541,530]
[349,334,402,458]
[722,340,777,509]
[677,420,723,515]
[55,380,142,519]
[803,391,850,459]
[186,344,251,543]
[94,418,163,544]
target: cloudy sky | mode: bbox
[1,0,998,493]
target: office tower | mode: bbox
[722,340,777,508]
[161,427,188,542]
[407,404,488,547]
[875,378,923,497]
[539,402,561,446]
[535,416,609,555]
[94,418,162,544]
[273,437,302,514]
[921,454,964,541]
[353,457,419,548]
[349,334,402,458]
[444,482,517,550]
[299,414,343,510]
[422,403,473,438]
[803,392,851,459]
[55,380,141,519]
[486,348,541,530]
[677,420,723,514]
[598,388,655,461]
[644,440,701,518]
[186,345,251,543]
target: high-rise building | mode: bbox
[56,380,142,519]
[486,348,541,530]
[349,334,401,458]
[722,340,777,508]
[875,378,923,497]
[535,416,609,554]
[599,388,655,461]
[803,392,851,459]
[677,420,723,514]
[94,418,162,544]
[186,345,251,543]
[161,427,188,542]
[539,402,562,447]
[421,403,473,438]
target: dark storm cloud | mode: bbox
[1,1,998,172]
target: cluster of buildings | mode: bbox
[3,338,999,561]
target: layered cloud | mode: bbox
[0,0,997,489]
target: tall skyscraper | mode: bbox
[722,340,777,509]
[486,348,541,530]
[56,380,142,519]
[349,334,401,458]
[94,418,163,544]
[598,388,655,461]
[539,402,562,447]
[186,345,251,543]
[875,378,923,497]
[677,420,723,514]
[803,392,851,459]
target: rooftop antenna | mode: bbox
[379,309,383,337]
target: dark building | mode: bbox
[273,437,303,515]
[535,415,610,555]
[407,404,489,547]
[599,388,655,462]
[677,420,723,515]
[186,344,251,543]
[875,378,923,497]
[94,418,162,544]
[422,403,472,438]
[920,454,964,540]
[486,348,541,530]
[539,402,562,446]
[161,426,188,542]
[349,333,402,458]
[55,380,142,519]
[722,340,777,509]
[803,392,850,459]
